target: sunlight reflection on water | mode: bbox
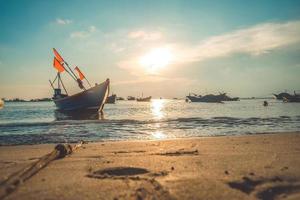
[151,130,167,140]
[151,99,165,120]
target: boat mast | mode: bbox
[57,73,68,95]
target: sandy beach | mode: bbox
[0,132,300,200]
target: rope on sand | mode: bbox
[0,142,84,199]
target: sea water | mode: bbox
[0,99,299,145]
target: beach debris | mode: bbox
[113,150,146,154]
[0,142,84,199]
[155,149,199,156]
[149,171,169,177]
[263,101,268,106]
[225,170,229,175]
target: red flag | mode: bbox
[53,57,65,72]
[75,66,85,80]
[53,48,64,63]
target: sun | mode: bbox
[139,47,173,74]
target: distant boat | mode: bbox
[273,92,292,100]
[127,96,136,101]
[186,93,238,103]
[283,92,300,103]
[186,94,222,103]
[116,97,125,101]
[50,48,109,112]
[106,94,117,104]
[137,96,151,102]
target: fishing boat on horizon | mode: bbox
[106,94,117,104]
[49,48,109,112]
[273,92,292,100]
[136,96,152,102]
[283,91,300,103]
[127,96,136,101]
[186,93,239,103]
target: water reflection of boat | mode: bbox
[54,109,101,120]
[137,96,151,102]
[106,94,117,104]
[50,48,109,112]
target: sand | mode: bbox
[1,132,300,200]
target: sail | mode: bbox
[75,66,85,80]
[53,57,65,72]
[53,48,65,63]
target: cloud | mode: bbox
[56,18,72,25]
[70,26,97,39]
[128,30,162,41]
[177,20,300,63]
[116,20,300,88]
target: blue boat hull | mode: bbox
[54,79,109,111]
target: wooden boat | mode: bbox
[106,94,117,104]
[137,96,151,102]
[53,79,109,111]
[50,48,109,112]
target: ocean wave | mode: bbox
[0,116,298,130]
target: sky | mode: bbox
[0,0,300,99]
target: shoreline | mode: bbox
[1,132,300,199]
[1,130,299,147]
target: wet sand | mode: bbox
[1,132,300,200]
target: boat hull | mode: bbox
[273,93,291,100]
[283,96,300,103]
[53,79,109,111]
[186,95,222,103]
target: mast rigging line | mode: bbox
[58,73,68,95]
